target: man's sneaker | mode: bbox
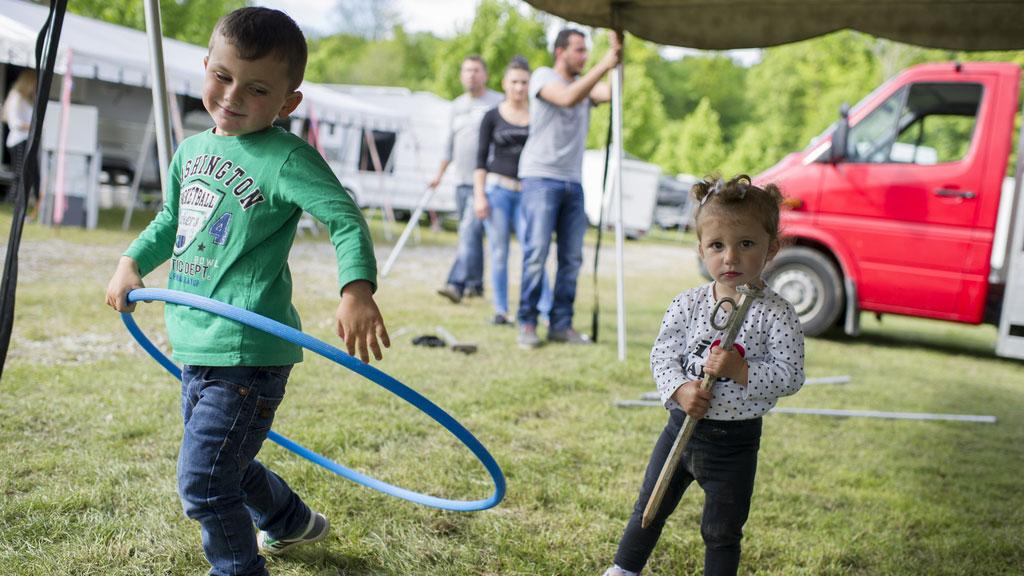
[517,324,541,349]
[464,287,484,299]
[490,314,512,326]
[258,511,330,556]
[548,328,592,345]
[436,284,462,304]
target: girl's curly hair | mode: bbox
[692,174,784,241]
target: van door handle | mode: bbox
[934,188,976,199]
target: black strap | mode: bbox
[0,0,69,381]
[590,103,614,343]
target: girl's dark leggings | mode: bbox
[614,411,762,576]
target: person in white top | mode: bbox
[432,55,504,304]
[2,69,37,203]
[604,175,805,576]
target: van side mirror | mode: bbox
[830,103,850,163]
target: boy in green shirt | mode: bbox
[104,8,388,575]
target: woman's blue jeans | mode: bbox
[484,183,552,317]
[178,365,311,576]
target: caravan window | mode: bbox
[359,130,396,173]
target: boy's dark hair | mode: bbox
[506,55,530,74]
[693,174,784,241]
[211,7,307,90]
[463,54,487,73]
[553,28,585,60]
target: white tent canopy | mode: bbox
[0,0,405,131]
[526,0,1024,51]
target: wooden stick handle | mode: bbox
[640,371,712,528]
[640,286,762,529]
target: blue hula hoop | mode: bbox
[121,287,505,512]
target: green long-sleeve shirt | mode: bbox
[125,126,376,366]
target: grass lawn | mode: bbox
[1,208,1022,575]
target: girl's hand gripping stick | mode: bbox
[641,283,764,529]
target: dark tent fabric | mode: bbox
[524,0,1024,50]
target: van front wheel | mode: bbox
[764,247,843,337]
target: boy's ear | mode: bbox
[203,55,209,70]
[278,91,303,119]
[767,238,781,262]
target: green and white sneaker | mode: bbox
[258,511,330,556]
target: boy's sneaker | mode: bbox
[517,324,541,349]
[258,511,330,556]
[436,284,462,304]
[548,328,592,345]
[602,566,640,576]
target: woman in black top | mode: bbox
[474,57,552,325]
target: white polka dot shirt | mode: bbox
[651,282,805,420]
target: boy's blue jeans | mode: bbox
[614,411,762,576]
[445,184,485,294]
[484,183,552,317]
[179,365,311,576]
[516,177,588,331]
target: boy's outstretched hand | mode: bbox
[336,280,390,363]
[105,256,145,313]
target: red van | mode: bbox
[755,62,1024,360]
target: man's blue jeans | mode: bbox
[178,365,311,576]
[445,184,485,294]
[517,177,587,331]
[484,183,552,317]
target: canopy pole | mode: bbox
[52,49,74,226]
[143,0,173,200]
[611,29,626,362]
[122,106,156,230]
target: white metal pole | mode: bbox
[122,107,155,230]
[143,0,173,200]
[612,62,626,361]
[381,185,438,277]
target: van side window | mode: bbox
[847,83,982,165]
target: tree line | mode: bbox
[68,0,1024,177]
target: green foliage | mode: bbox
[67,0,247,46]
[306,28,443,89]
[653,98,727,176]
[585,36,668,160]
[432,0,549,99]
[646,53,750,141]
[61,3,1024,179]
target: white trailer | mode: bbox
[323,85,458,215]
[581,149,661,238]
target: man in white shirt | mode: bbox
[432,56,503,303]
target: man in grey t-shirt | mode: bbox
[432,55,504,303]
[515,29,621,348]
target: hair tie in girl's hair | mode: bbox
[700,179,723,206]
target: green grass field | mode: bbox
[1,208,1022,575]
